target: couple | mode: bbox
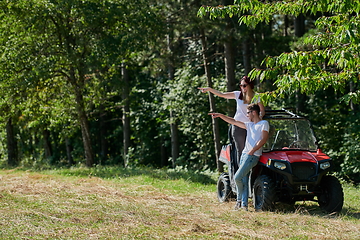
[199,76,269,209]
[210,104,269,211]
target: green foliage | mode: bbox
[199,1,360,104]
[199,0,360,182]
[338,114,360,183]
[0,0,359,183]
[128,75,168,167]
[164,67,216,169]
[0,0,165,166]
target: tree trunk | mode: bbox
[74,88,94,167]
[349,81,357,112]
[65,137,74,165]
[223,0,237,95]
[294,14,305,37]
[284,15,289,36]
[200,28,223,172]
[170,110,179,168]
[43,129,53,159]
[69,66,94,167]
[167,32,179,168]
[6,118,18,166]
[224,31,237,117]
[122,62,131,168]
[160,137,167,167]
[294,14,306,113]
[242,36,252,75]
[99,104,108,164]
[224,39,236,91]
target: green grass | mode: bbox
[0,166,359,239]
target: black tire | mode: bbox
[317,175,344,213]
[253,175,276,211]
[217,173,232,202]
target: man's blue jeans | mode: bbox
[234,153,260,207]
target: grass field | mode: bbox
[0,167,359,239]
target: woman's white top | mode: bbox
[233,91,260,122]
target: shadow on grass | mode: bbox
[274,202,360,220]
[338,206,360,219]
[53,166,217,185]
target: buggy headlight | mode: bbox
[320,162,330,170]
[274,162,287,170]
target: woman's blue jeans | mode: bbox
[234,153,260,207]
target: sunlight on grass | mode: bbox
[0,167,359,239]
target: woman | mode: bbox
[199,76,265,168]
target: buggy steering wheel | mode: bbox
[289,140,308,149]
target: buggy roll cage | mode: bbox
[262,108,320,151]
[226,108,320,151]
[263,108,306,120]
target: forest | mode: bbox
[0,0,359,183]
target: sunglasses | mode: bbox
[246,110,253,114]
[239,84,248,88]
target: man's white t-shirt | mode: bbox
[233,91,261,122]
[243,120,269,156]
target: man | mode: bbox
[209,104,269,211]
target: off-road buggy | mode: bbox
[217,109,344,213]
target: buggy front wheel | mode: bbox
[317,175,344,213]
[253,175,276,211]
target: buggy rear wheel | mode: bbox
[253,175,276,211]
[317,175,344,213]
[217,173,233,202]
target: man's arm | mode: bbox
[258,102,265,119]
[248,130,269,155]
[208,113,246,129]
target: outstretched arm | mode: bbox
[198,87,235,99]
[208,113,246,129]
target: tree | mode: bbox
[1,0,163,167]
[198,1,360,105]
[138,0,228,169]
[121,62,131,167]
[199,0,360,181]
[200,27,222,171]
[6,118,18,166]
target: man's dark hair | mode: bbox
[247,103,260,114]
